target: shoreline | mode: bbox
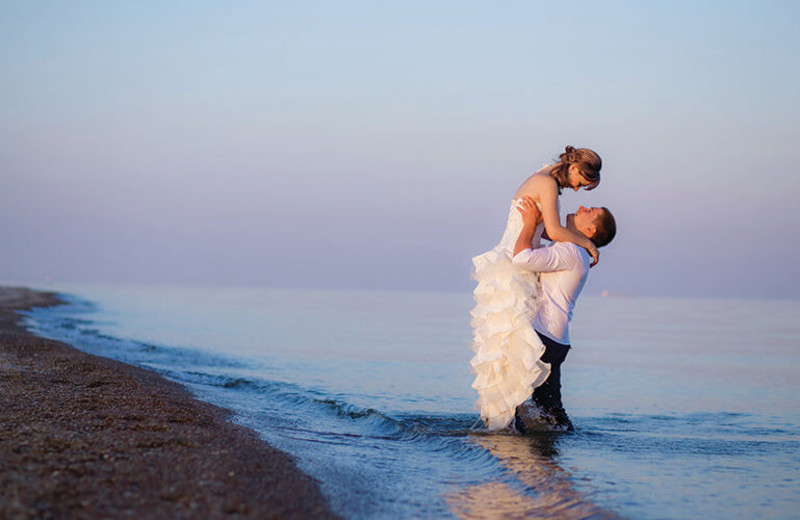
[0,286,337,519]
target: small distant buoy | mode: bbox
[601,290,609,298]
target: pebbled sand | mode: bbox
[0,286,338,519]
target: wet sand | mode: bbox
[0,286,337,519]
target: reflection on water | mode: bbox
[447,432,621,519]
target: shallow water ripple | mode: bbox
[21,286,800,519]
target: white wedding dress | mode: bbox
[469,199,551,430]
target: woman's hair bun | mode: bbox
[560,145,577,164]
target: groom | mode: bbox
[511,196,616,432]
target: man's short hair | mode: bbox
[590,208,616,248]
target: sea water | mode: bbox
[20,284,800,519]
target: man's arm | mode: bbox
[513,243,577,273]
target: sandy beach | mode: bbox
[0,286,337,519]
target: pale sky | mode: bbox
[1,1,799,299]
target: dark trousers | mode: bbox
[532,331,571,414]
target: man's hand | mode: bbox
[516,195,542,228]
[513,195,543,257]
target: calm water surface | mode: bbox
[22,284,800,519]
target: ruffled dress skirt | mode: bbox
[470,201,550,430]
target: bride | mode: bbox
[470,146,602,430]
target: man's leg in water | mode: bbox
[515,332,573,432]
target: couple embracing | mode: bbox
[470,146,617,433]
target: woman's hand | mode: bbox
[588,245,599,267]
[516,195,542,228]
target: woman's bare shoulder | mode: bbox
[513,169,556,199]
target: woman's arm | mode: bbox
[532,176,599,265]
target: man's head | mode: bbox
[569,206,616,248]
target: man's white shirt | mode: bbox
[512,242,590,345]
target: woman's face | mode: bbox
[567,164,599,192]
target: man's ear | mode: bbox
[585,224,597,240]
